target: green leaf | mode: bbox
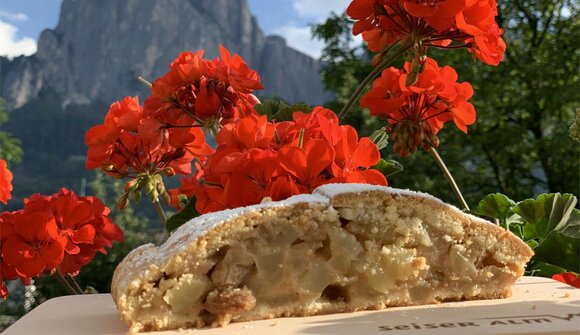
[272,103,313,122]
[254,99,289,118]
[533,230,580,273]
[84,286,99,294]
[514,193,579,241]
[372,159,403,178]
[166,197,199,234]
[526,261,571,278]
[561,208,580,238]
[254,100,313,122]
[475,193,517,224]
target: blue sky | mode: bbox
[0,0,352,59]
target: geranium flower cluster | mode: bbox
[347,0,506,65]
[1,189,124,298]
[361,57,475,156]
[144,46,263,132]
[171,107,387,214]
[86,47,263,206]
[86,96,212,178]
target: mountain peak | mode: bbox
[1,0,332,108]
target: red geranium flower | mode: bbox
[361,57,475,156]
[2,209,66,278]
[86,96,212,178]
[330,126,387,185]
[144,46,263,131]
[0,159,13,205]
[278,139,336,192]
[207,46,264,94]
[86,96,212,206]
[1,210,32,299]
[180,108,387,214]
[47,189,124,275]
[347,0,505,66]
[1,189,124,298]
[552,272,580,288]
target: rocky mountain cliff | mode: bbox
[1,0,332,109]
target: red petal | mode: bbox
[71,224,96,244]
[64,238,81,255]
[552,273,580,288]
[304,140,335,182]
[351,137,381,168]
[40,239,66,270]
[3,237,46,277]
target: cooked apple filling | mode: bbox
[112,187,532,333]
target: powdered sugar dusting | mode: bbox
[314,183,444,204]
[314,183,498,227]
[160,194,329,256]
[465,212,496,226]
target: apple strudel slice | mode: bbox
[111,184,533,332]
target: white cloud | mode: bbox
[268,1,361,59]
[273,25,325,59]
[292,0,351,21]
[0,20,37,59]
[274,25,364,60]
[0,10,28,22]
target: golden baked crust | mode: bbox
[111,184,533,333]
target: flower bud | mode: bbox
[117,193,129,210]
[156,181,166,194]
[411,59,421,72]
[162,167,176,177]
[405,71,419,87]
[162,191,171,207]
[149,189,160,202]
[418,61,426,74]
[130,189,141,202]
[124,179,139,192]
[143,179,155,195]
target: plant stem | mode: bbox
[428,146,470,211]
[137,76,153,88]
[52,270,80,295]
[339,41,413,120]
[153,198,168,227]
[66,274,84,294]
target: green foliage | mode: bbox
[475,193,519,226]
[255,99,313,122]
[312,0,579,206]
[570,109,580,143]
[3,88,110,210]
[166,197,199,233]
[514,193,579,240]
[475,193,580,276]
[372,159,404,179]
[0,98,23,164]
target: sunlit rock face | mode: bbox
[1,0,333,109]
